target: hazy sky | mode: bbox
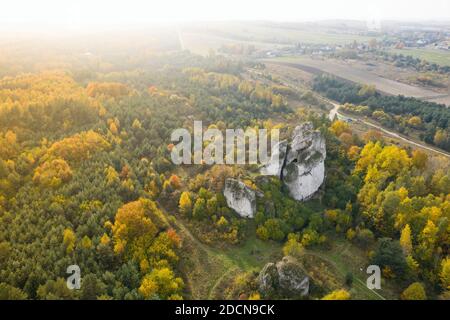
[1,0,449,28]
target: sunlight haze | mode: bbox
[1,0,449,30]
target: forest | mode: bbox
[0,41,449,301]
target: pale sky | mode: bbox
[0,0,449,28]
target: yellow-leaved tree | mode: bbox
[179,191,192,216]
[400,224,413,255]
[112,198,167,259]
[63,228,76,254]
[401,282,427,300]
[321,289,351,300]
[33,158,73,188]
[139,267,184,300]
[47,130,110,163]
[440,257,450,293]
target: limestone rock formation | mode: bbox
[282,123,326,201]
[260,140,288,177]
[223,178,259,218]
[258,263,279,297]
[224,123,326,218]
[260,122,326,201]
[258,256,309,297]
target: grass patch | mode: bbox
[175,217,282,299]
[305,235,399,300]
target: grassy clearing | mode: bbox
[390,48,450,67]
[176,216,399,300]
[167,200,398,300]
[306,236,399,300]
[174,217,282,299]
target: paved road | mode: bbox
[247,67,450,158]
[328,100,450,158]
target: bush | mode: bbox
[401,282,427,300]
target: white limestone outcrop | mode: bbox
[225,122,326,219]
[261,122,326,201]
[282,123,326,201]
[223,178,258,218]
[258,256,310,297]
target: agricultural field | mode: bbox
[179,31,281,55]
[228,24,373,45]
[267,56,447,101]
[183,21,377,46]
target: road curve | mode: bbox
[328,101,450,158]
[247,67,449,158]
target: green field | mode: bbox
[390,48,450,67]
[201,22,377,45]
[250,27,375,45]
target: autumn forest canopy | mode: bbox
[0,27,449,302]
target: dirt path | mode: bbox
[207,266,240,299]
[161,204,252,300]
[159,204,224,299]
[304,249,386,300]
